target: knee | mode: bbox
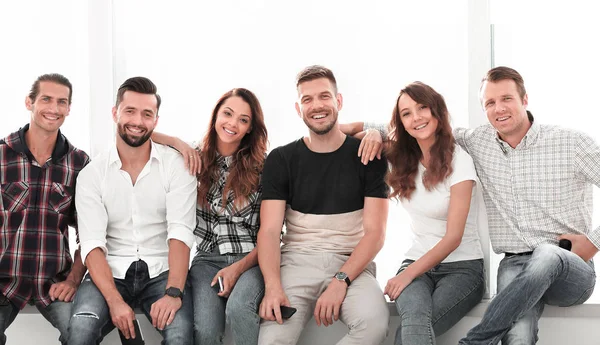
[163,315,194,345]
[529,244,565,272]
[349,308,389,343]
[225,295,259,322]
[68,311,105,344]
[396,295,428,320]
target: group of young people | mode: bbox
[0,64,598,345]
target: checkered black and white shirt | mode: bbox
[367,117,600,254]
[195,154,262,254]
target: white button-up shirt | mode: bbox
[76,142,197,279]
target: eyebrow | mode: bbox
[399,107,409,113]
[40,94,68,102]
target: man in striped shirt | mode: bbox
[0,74,89,345]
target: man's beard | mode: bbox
[118,124,153,147]
[303,109,337,135]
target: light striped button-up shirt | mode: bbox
[366,117,600,254]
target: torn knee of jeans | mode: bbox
[72,312,99,319]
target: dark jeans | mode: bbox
[0,296,71,345]
[394,258,485,345]
[68,260,193,345]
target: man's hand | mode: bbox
[559,234,599,261]
[259,286,290,324]
[211,262,243,298]
[384,271,414,301]
[49,279,79,302]
[150,295,183,330]
[108,299,137,339]
[314,279,347,327]
[358,129,383,165]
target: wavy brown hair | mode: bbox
[197,88,268,209]
[386,82,455,200]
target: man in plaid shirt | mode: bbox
[0,74,89,345]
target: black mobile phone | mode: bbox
[559,239,572,251]
[280,305,297,319]
[119,319,145,345]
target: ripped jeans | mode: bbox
[67,260,193,345]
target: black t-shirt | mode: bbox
[261,136,388,215]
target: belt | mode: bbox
[505,251,533,258]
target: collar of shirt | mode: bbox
[5,123,69,164]
[495,111,540,152]
[216,152,233,171]
[108,140,163,168]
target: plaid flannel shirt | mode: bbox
[0,124,89,309]
[195,154,262,254]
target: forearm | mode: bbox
[339,122,365,136]
[402,235,462,279]
[339,230,385,281]
[234,247,259,273]
[166,239,191,291]
[85,248,122,304]
[257,231,282,290]
[151,132,178,147]
[66,249,86,284]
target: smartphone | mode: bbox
[280,305,297,319]
[118,319,145,345]
[218,276,224,293]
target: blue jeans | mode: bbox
[459,244,596,345]
[68,260,193,345]
[188,251,264,345]
[0,296,71,345]
[394,259,485,345]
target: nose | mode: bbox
[495,103,506,113]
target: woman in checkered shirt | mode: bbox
[153,88,268,345]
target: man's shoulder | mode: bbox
[273,138,302,157]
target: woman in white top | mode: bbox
[382,82,485,345]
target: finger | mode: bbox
[320,305,328,326]
[119,319,130,339]
[333,304,340,322]
[369,144,377,161]
[127,318,136,339]
[377,146,383,159]
[274,304,283,325]
[64,288,76,302]
[210,274,218,287]
[183,153,190,170]
[358,138,365,158]
[159,307,170,330]
[314,304,321,326]
[166,308,177,326]
[150,303,158,328]
[58,286,72,301]
[326,305,333,326]
[49,284,57,301]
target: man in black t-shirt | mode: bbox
[257,65,390,345]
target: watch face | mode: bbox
[166,287,182,298]
[335,272,347,280]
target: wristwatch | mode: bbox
[165,287,183,299]
[334,272,351,287]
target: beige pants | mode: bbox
[258,252,389,345]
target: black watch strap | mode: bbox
[165,287,183,299]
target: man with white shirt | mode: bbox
[67,77,197,345]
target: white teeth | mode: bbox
[224,128,236,135]
[44,115,59,120]
[497,116,510,121]
[313,115,326,119]
[415,123,427,130]
[127,127,143,133]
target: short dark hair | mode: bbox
[296,65,338,93]
[481,66,527,101]
[115,77,161,111]
[29,73,73,104]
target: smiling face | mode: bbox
[25,81,70,134]
[112,90,159,148]
[397,93,439,145]
[214,96,253,154]
[481,79,530,141]
[295,77,343,135]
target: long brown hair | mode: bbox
[386,82,454,200]
[197,88,268,209]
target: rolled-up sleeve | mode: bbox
[75,165,109,265]
[165,155,197,249]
